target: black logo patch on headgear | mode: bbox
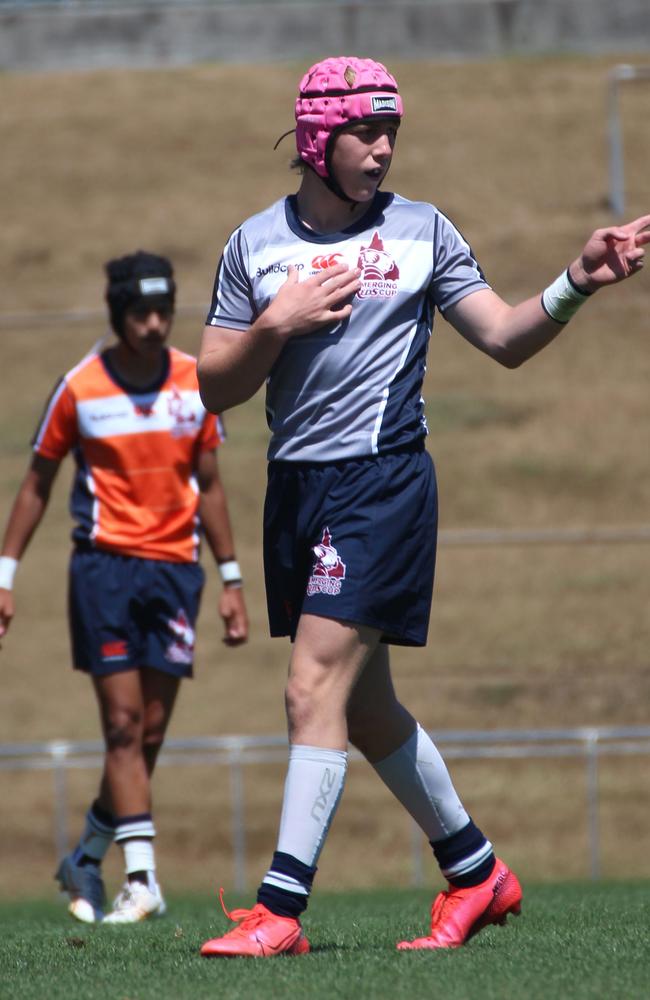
[105,250,176,337]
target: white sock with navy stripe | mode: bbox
[114,814,157,883]
[258,745,347,916]
[372,725,495,886]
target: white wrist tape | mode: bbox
[541,268,592,324]
[219,559,243,586]
[0,556,19,590]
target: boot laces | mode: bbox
[430,885,472,929]
[431,890,454,923]
[218,887,267,930]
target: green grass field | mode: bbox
[1,885,647,1000]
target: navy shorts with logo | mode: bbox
[68,548,205,678]
[263,444,438,647]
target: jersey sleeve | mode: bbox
[198,410,225,452]
[31,377,78,460]
[430,212,491,314]
[205,227,258,332]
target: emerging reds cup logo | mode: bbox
[307,527,346,597]
[357,232,399,298]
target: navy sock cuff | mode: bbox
[270,851,317,887]
[257,851,317,918]
[448,854,496,888]
[430,818,485,867]
[430,818,496,888]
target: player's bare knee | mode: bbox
[104,707,143,752]
[284,680,315,732]
[347,698,413,759]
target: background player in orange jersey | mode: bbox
[0,251,248,924]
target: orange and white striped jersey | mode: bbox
[33,347,223,562]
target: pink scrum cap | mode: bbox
[295,57,403,179]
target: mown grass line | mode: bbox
[1,884,647,1000]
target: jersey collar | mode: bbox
[101,347,171,396]
[285,191,393,244]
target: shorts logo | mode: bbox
[311,253,344,270]
[101,639,128,662]
[307,527,346,597]
[357,232,399,299]
[165,608,195,664]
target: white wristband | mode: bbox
[219,559,243,586]
[541,268,592,324]
[0,556,19,591]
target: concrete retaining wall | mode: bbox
[1,0,649,73]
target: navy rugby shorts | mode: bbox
[68,548,205,678]
[263,444,438,646]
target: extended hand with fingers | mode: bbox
[265,262,361,339]
[570,214,650,291]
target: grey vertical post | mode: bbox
[51,741,70,862]
[229,742,247,892]
[585,730,601,881]
[607,64,646,217]
[608,68,625,216]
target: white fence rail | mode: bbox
[2,726,650,890]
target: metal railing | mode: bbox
[607,63,650,216]
[2,726,649,889]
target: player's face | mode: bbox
[330,119,399,202]
[122,299,173,357]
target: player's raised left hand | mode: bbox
[569,214,650,291]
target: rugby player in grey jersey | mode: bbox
[196,57,649,957]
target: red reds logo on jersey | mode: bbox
[357,232,399,298]
[167,385,196,435]
[311,253,344,270]
[307,527,346,596]
[134,402,155,417]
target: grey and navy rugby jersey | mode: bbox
[207,191,489,462]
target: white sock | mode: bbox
[122,839,156,879]
[114,816,156,879]
[372,724,469,841]
[275,745,348,867]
